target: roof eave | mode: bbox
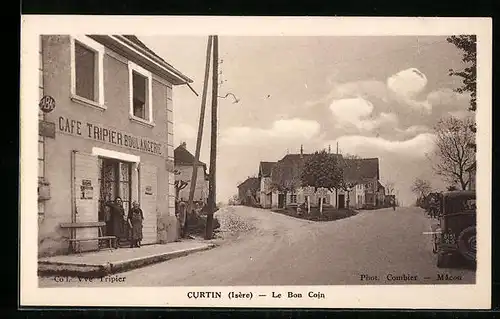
[89,35,193,85]
[114,35,193,84]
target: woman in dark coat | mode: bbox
[128,201,144,248]
[106,197,125,248]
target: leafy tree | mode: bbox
[447,35,477,151]
[432,116,475,190]
[447,35,477,112]
[301,150,343,213]
[301,150,343,192]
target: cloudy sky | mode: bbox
[140,35,472,205]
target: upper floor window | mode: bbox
[128,61,153,126]
[70,36,105,108]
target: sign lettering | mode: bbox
[57,115,165,156]
[39,95,56,113]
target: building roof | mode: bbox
[268,153,379,187]
[343,158,380,183]
[174,143,207,168]
[89,35,193,85]
[270,153,342,188]
[122,35,190,81]
[237,177,260,189]
[259,161,277,177]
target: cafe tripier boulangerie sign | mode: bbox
[57,115,165,157]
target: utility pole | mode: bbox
[206,35,219,240]
[186,36,213,237]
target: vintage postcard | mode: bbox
[20,16,491,309]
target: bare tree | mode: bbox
[385,181,395,195]
[174,180,189,200]
[432,116,475,190]
[411,178,431,199]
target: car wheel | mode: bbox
[457,226,476,262]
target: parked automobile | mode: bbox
[432,190,476,268]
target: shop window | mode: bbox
[128,61,153,125]
[70,36,105,107]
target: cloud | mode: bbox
[387,68,431,112]
[221,118,321,146]
[328,133,436,158]
[395,125,431,135]
[305,80,389,108]
[174,123,197,144]
[329,98,398,131]
[427,88,469,106]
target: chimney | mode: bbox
[180,141,187,149]
[328,145,331,153]
[300,144,304,157]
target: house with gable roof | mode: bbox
[237,177,261,206]
[174,142,209,204]
[258,161,276,208]
[253,146,384,211]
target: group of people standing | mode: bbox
[105,197,144,248]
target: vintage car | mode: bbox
[432,190,476,268]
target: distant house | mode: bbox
[467,162,476,191]
[255,147,383,210]
[341,157,381,209]
[174,142,209,203]
[237,177,261,207]
[258,161,276,208]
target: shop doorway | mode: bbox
[98,158,132,247]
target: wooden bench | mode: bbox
[60,221,117,253]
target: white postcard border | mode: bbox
[20,15,492,309]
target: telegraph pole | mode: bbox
[186,36,213,237]
[206,35,219,240]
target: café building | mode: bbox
[37,35,193,256]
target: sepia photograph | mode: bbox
[20,16,491,309]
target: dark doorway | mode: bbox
[338,194,345,209]
[98,158,132,246]
[278,194,285,209]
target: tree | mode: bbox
[173,169,189,200]
[271,160,302,209]
[385,181,395,195]
[432,116,475,190]
[411,178,431,200]
[447,35,477,151]
[447,185,458,191]
[301,150,343,213]
[174,180,189,200]
[447,35,477,112]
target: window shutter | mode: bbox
[140,163,158,244]
[73,152,99,251]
